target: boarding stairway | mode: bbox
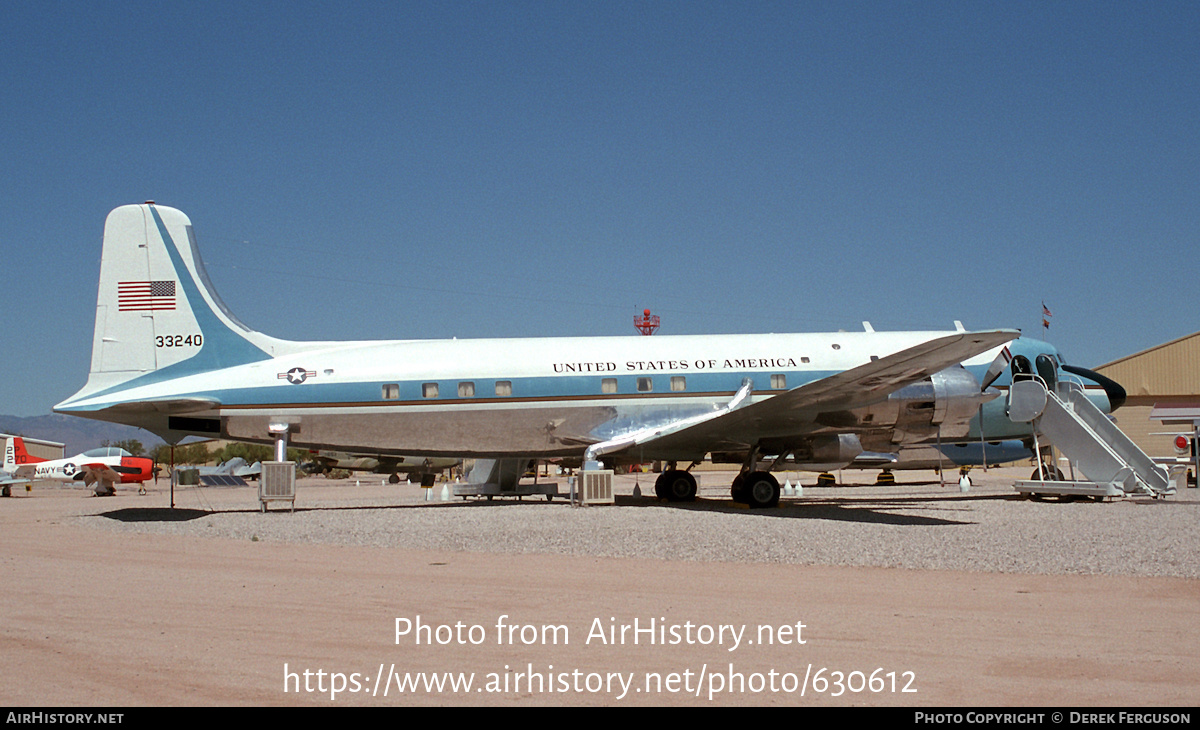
[1007,377,1174,499]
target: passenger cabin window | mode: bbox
[458,382,475,397]
[495,380,512,396]
[601,378,617,394]
[422,383,439,398]
[770,374,786,389]
[382,384,399,400]
[670,376,686,392]
[637,377,653,392]
[801,357,810,364]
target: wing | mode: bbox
[79,463,122,486]
[613,329,1018,460]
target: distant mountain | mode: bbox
[0,413,165,456]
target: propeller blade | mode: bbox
[979,345,1013,391]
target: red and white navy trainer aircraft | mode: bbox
[2,437,154,496]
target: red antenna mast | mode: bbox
[634,308,660,335]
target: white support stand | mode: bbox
[262,422,297,512]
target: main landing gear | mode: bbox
[651,463,782,509]
[731,471,781,509]
[654,469,697,502]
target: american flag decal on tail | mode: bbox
[118,281,177,311]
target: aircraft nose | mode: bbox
[1061,365,1127,411]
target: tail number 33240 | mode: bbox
[156,334,203,348]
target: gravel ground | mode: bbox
[75,466,1200,578]
[7,466,1198,706]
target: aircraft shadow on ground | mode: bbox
[95,491,1016,527]
[423,492,987,526]
[621,494,988,526]
[95,498,557,521]
[100,507,211,522]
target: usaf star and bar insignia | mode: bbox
[278,367,317,385]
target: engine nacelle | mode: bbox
[785,433,864,470]
[856,366,993,446]
[701,367,997,468]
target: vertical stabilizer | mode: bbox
[3,437,42,470]
[2,437,16,470]
[67,203,283,403]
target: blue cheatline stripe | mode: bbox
[69,368,832,411]
[63,352,1008,414]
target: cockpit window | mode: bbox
[82,447,130,457]
[1035,354,1059,389]
[1012,355,1034,381]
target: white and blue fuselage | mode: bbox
[55,205,1121,483]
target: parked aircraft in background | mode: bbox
[54,203,1123,508]
[3,437,154,496]
[772,440,1033,478]
[302,451,459,486]
[0,469,29,498]
[194,457,262,480]
[851,440,1034,472]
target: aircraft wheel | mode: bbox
[1,485,9,498]
[545,494,553,502]
[730,473,746,503]
[655,470,697,502]
[1031,465,1065,481]
[742,472,780,509]
[388,473,401,484]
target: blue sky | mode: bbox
[3,1,1197,417]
